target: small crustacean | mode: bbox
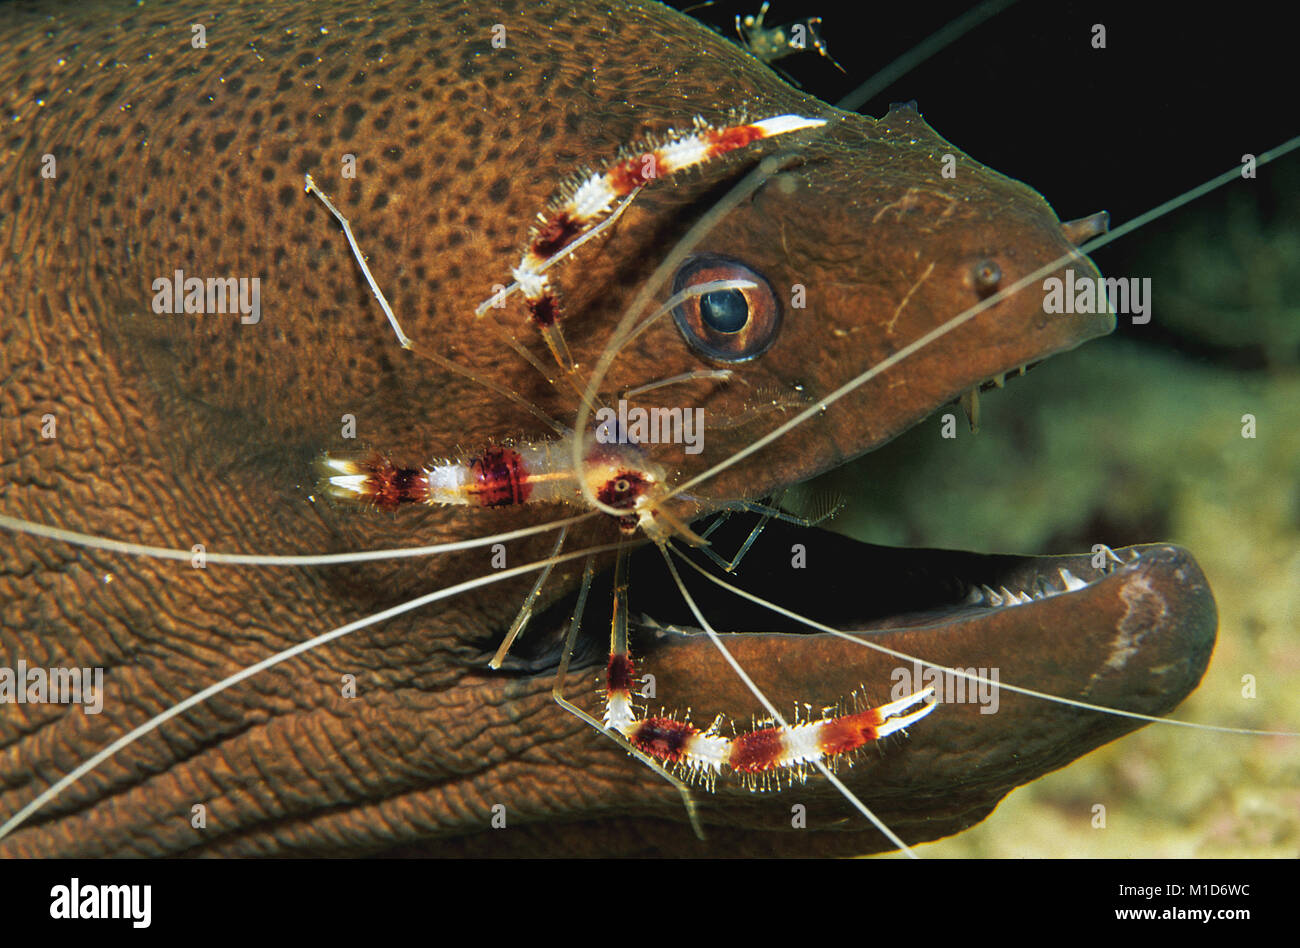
[734,1,845,76]
[686,1,846,84]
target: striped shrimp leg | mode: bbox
[479,113,828,372]
[605,651,937,788]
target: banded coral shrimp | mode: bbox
[0,0,1294,858]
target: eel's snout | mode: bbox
[858,542,1218,849]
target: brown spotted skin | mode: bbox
[0,0,1211,857]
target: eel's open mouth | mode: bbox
[524,499,1217,844]
[498,239,1210,845]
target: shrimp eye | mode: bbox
[671,254,782,362]
[970,259,1002,298]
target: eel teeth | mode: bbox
[1096,544,1124,573]
[969,561,1126,611]
[973,584,1045,608]
[990,372,1005,388]
[1058,568,1088,592]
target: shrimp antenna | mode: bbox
[665,134,1300,503]
[304,174,569,435]
[0,540,625,842]
[836,0,1023,112]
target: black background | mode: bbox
[671,0,1296,347]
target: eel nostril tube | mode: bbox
[1060,209,1111,245]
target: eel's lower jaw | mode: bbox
[623,523,1217,840]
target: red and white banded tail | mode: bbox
[604,653,937,787]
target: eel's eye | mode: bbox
[970,259,1002,298]
[671,254,782,362]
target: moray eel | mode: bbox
[0,0,1215,856]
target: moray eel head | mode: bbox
[0,0,1216,857]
